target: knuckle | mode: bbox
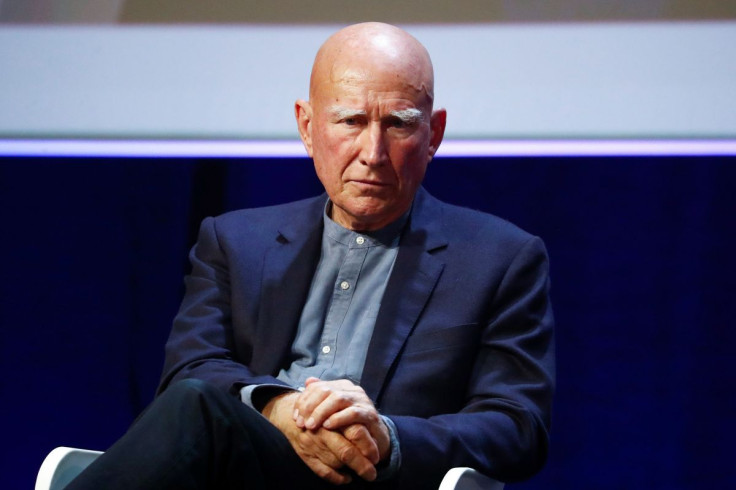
[343,424,364,440]
[335,393,351,405]
[338,444,357,463]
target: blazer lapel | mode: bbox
[251,196,325,375]
[361,188,448,403]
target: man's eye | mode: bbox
[387,117,409,129]
[342,117,360,126]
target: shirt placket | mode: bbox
[318,235,370,368]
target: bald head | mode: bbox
[309,22,435,107]
[295,23,446,231]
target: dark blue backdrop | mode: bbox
[1,155,734,488]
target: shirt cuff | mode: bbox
[375,415,402,481]
[240,384,295,412]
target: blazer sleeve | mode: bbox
[389,236,555,487]
[157,216,288,396]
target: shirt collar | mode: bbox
[322,199,411,248]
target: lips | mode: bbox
[353,180,388,187]
[350,178,389,187]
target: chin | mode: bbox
[347,199,391,217]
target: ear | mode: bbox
[428,108,447,159]
[295,99,314,157]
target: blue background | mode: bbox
[1,155,735,488]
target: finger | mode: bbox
[304,457,352,485]
[327,409,391,463]
[302,379,360,396]
[293,385,332,428]
[304,391,357,430]
[293,429,352,485]
[342,423,380,464]
[320,428,377,482]
[297,381,362,428]
[296,380,371,429]
[323,404,377,430]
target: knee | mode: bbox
[162,378,223,403]
[156,378,232,416]
[146,380,240,434]
[155,378,253,433]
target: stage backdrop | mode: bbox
[1,154,735,488]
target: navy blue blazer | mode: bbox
[159,187,555,488]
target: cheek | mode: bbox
[314,159,339,190]
[393,142,430,184]
[314,150,351,194]
[403,163,429,189]
[314,136,357,182]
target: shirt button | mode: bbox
[322,345,331,354]
[340,281,350,290]
[356,236,365,245]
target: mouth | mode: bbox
[350,179,389,187]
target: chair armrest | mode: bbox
[36,449,502,490]
[36,447,103,490]
[439,467,505,490]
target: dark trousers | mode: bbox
[66,379,383,490]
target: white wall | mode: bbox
[1,22,735,141]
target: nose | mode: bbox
[358,122,388,167]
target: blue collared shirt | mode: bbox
[242,200,408,478]
[277,202,405,387]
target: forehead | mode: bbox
[313,63,432,110]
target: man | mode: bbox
[68,22,554,489]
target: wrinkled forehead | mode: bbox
[311,56,434,108]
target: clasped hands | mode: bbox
[262,377,391,485]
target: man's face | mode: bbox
[297,64,444,231]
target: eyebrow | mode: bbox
[328,107,367,120]
[388,108,424,125]
[328,106,425,124]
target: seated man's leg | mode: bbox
[66,379,326,490]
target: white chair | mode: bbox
[36,447,103,490]
[439,467,505,490]
[36,447,504,490]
